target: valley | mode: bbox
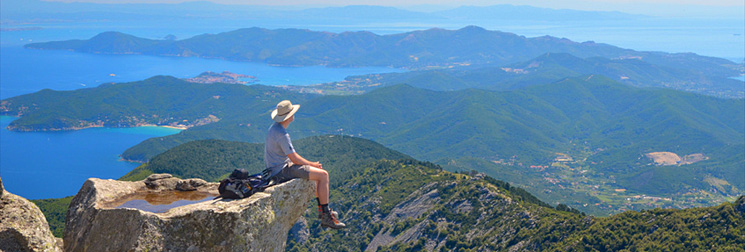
[444,143,740,216]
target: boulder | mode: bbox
[64,175,315,252]
[0,176,62,252]
[176,178,209,191]
[144,173,181,190]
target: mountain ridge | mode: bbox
[25,26,739,76]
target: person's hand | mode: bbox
[311,161,323,169]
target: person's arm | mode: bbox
[287,152,323,169]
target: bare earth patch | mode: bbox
[645,152,709,166]
[646,152,681,165]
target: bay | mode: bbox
[0,116,182,199]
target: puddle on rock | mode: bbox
[110,190,217,213]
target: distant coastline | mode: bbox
[4,122,188,132]
[0,27,43,32]
[136,124,188,130]
[0,116,186,132]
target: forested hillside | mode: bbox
[0,76,316,132]
[7,75,743,214]
[35,136,744,249]
[120,136,412,183]
[296,53,743,98]
[288,159,744,251]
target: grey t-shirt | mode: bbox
[264,122,295,177]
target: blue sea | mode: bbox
[0,116,182,199]
[0,15,743,200]
[0,46,402,99]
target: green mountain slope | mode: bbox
[0,76,316,160]
[299,53,743,98]
[5,75,743,214]
[107,137,745,250]
[34,136,745,249]
[120,135,412,183]
[132,77,744,214]
[290,158,744,251]
[0,75,317,131]
[122,137,745,251]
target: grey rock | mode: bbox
[367,183,441,252]
[175,181,196,191]
[146,173,173,181]
[288,216,310,245]
[144,176,181,190]
[0,177,62,252]
[176,179,209,191]
[64,175,315,252]
[736,196,745,215]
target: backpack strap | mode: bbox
[261,168,273,181]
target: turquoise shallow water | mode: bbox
[0,116,181,199]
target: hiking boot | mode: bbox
[317,204,338,219]
[320,210,346,229]
[318,209,338,220]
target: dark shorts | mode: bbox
[273,164,311,183]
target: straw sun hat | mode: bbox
[271,100,300,122]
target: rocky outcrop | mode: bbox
[0,176,62,252]
[64,174,315,252]
[736,195,745,215]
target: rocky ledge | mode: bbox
[65,174,315,252]
[0,176,62,252]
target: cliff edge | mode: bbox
[64,174,315,252]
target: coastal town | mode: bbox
[183,71,257,85]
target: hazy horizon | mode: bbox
[24,0,745,17]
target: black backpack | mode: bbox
[217,169,272,199]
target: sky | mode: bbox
[43,0,744,5]
[40,0,745,17]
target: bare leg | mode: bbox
[308,167,329,205]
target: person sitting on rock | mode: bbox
[263,100,346,229]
